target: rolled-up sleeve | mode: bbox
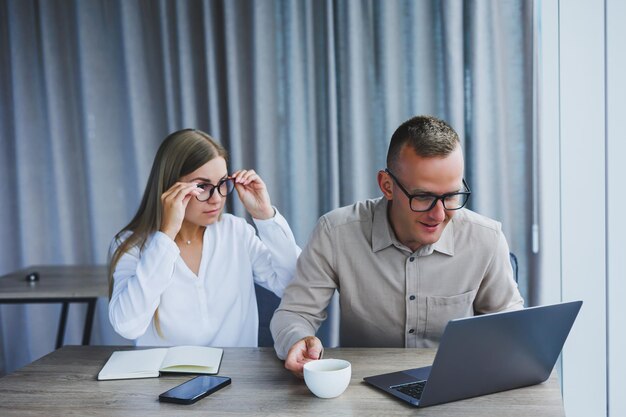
[270,216,338,359]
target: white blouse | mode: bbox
[108,210,301,347]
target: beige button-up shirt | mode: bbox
[271,197,524,359]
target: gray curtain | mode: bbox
[0,0,533,375]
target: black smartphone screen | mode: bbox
[158,375,231,405]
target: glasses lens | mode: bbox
[410,195,437,212]
[409,193,469,212]
[442,193,468,210]
[196,185,212,202]
[218,178,234,197]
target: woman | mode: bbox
[108,129,301,347]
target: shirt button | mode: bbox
[408,329,415,334]
[409,257,415,262]
[409,295,416,301]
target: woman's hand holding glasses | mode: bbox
[231,169,274,220]
[159,182,203,241]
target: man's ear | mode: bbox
[377,170,393,200]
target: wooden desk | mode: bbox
[0,265,108,348]
[0,346,565,416]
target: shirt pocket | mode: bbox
[424,288,478,341]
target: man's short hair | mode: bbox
[386,115,460,171]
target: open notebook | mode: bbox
[97,346,223,381]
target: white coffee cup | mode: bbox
[303,358,351,399]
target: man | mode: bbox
[270,115,524,376]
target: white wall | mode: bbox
[537,1,626,416]
[606,1,626,416]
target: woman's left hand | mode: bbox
[232,169,275,220]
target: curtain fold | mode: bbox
[0,0,532,375]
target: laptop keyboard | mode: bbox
[391,380,427,400]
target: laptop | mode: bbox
[363,300,582,407]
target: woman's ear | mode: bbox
[377,170,393,200]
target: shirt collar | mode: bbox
[371,197,455,256]
[431,218,455,256]
[372,198,395,252]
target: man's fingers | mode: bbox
[283,336,325,378]
[284,358,305,378]
[304,336,323,359]
[285,338,311,377]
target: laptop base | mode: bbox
[363,366,432,407]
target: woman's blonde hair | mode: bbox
[108,129,228,337]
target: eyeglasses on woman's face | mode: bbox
[195,177,235,202]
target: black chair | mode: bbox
[509,252,519,283]
[255,284,281,347]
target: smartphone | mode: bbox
[158,375,231,405]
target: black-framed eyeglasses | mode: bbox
[384,169,471,212]
[195,177,235,202]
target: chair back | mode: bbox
[509,252,519,283]
[255,284,281,347]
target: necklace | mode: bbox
[176,236,193,246]
[177,227,204,247]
